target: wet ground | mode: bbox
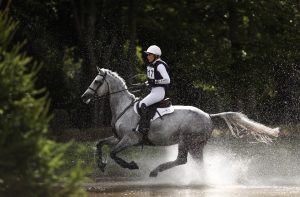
[84,138,300,196]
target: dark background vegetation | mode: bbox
[0,0,299,196]
[2,0,300,132]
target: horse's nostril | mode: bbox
[85,98,91,104]
[81,94,91,104]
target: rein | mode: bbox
[87,72,142,138]
[88,73,143,101]
[92,86,140,101]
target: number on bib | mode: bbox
[147,67,155,79]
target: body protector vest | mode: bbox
[147,60,170,97]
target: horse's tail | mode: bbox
[210,112,280,143]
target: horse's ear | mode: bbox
[96,66,103,74]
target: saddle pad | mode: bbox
[134,103,174,121]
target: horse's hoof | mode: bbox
[277,129,286,138]
[128,161,139,169]
[149,171,158,177]
[97,162,107,172]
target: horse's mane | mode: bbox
[102,68,127,87]
[102,68,135,99]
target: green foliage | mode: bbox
[192,81,216,92]
[63,47,82,80]
[0,12,86,196]
[136,0,300,122]
[6,0,300,127]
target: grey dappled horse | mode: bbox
[81,68,280,177]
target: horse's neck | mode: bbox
[108,77,135,125]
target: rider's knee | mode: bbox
[141,103,147,111]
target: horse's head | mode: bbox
[81,67,109,104]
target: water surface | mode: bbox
[85,138,300,196]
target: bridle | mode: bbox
[88,72,108,95]
[87,71,142,101]
[86,71,139,137]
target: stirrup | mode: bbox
[132,125,148,134]
[132,125,139,132]
[132,125,140,132]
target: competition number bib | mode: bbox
[147,66,155,79]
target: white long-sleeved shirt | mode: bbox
[153,58,170,85]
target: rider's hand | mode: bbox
[144,81,149,87]
[148,79,155,86]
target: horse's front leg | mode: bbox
[110,134,140,170]
[96,136,119,172]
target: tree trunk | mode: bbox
[71,0,100,128]
[126,0,137,84]
[227,1,243,111]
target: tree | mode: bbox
[0,11,85,196]
[6,0,300,128]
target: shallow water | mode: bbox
[86,182,300,197]
[85,138,300,196]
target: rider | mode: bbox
[137,45,170,133]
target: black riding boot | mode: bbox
[138,103,150,134]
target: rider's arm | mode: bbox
[155,64,170,84]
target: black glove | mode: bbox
[148,79,155,86]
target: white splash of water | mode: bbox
[150,144,251,186]
[203,152,250,185]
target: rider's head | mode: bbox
[144,45,161,63]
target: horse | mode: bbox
[81,68,280,177]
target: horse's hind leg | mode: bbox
[188,140,206,164]
[96,136,119,172]
[149,141,188,177]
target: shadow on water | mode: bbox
[85,138,300,196]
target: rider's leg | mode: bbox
[139,87,166,108]
[138,103,150,133]
[138,87,165,133]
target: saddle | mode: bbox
[136,98,172,119]
[152,98,172,108]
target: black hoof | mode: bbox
[97,161,107,172]
[149,171,158,177]
[277,129,286,138]
[128,161,139,169]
